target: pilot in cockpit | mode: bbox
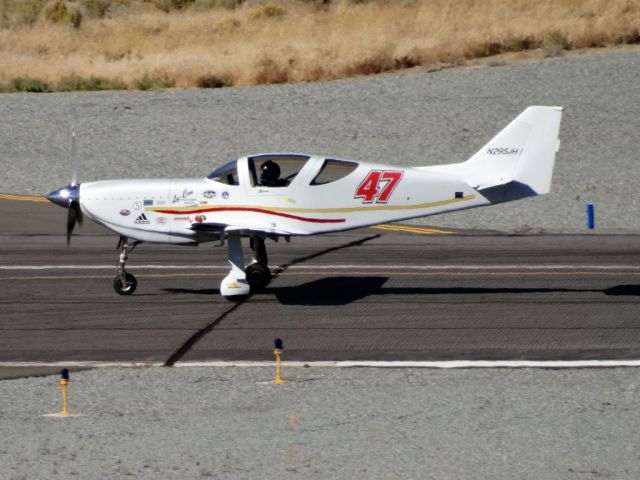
[260,160,288,187]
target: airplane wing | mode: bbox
[189,222,296,239]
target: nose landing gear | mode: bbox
[114,236,140,295]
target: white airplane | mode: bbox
[47,106,562,299]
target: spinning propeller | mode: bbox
[46,132,83,245]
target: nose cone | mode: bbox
[46,184,80,208]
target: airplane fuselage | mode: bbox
[80,155,484,244]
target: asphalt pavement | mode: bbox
[2,197,639,366]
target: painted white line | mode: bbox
[283,265,640,270]
[334,360,640,368]
[174,361,338,368]
[0,265,227,270]
[4,360,640,369]
[0,361,165,368]
[1,264,639,271]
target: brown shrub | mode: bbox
[44,1,83,28]
[543,30,571,53]
[502,35,537,52]
[247,5,285,23]
[196,73,233,88]
[254,57,290,84]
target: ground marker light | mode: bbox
[43,369,83,418]
[271,338,288,385]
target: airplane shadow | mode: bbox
[271,277,389,305]
[603,284,640,296]
[158,230,640,304]
[267,278,640,306]
[164,288,220,295]
[162,280,640,305]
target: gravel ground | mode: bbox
[1,49,639,232]
[1,366,639,480]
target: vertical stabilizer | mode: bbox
[418,106,563,196]
[464,106,563,194]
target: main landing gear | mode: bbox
[246,236,272,290]
[113,236,140,296]
[109,234,272,299]
[220,235,272,300]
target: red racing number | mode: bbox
[355,170,403,203]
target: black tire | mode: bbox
[114,272,137,295]
[245,263,272,290]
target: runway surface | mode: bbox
[2,197,640,365]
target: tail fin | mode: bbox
[419,106,563,198]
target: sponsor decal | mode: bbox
[173,216,191,222]
[156,217,168,224]
[486,147,519,155]
[222,191,230,200]
[120,209,131,216]
[194,214,207,223]
[172,188,195,204]
[203,190,216,199]
[134,213,150,224]
[355,170,403,204]
[199,201,208,205]
[144,199,154,206]
[133,201,142,211]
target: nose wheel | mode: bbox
[114,272,137,295]
[113,237,140,296]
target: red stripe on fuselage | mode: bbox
[153,206,345,224]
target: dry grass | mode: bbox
[0,0,639,91]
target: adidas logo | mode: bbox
[134,213,150,224]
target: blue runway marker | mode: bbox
[587,203,595,229]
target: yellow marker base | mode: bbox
[42,412,84,418]
[269,377,289,385]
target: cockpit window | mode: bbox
[248,154,310,188]
[207,160,239,185]
[310,159,358,185]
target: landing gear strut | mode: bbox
[220,235,273,300]
[220,235,251,299]
[113,236,140,295]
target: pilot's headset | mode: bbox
[260,160,281,186]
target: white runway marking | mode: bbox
[0,265,227,270]
[4,360,640,369]
[1,264,640,271]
